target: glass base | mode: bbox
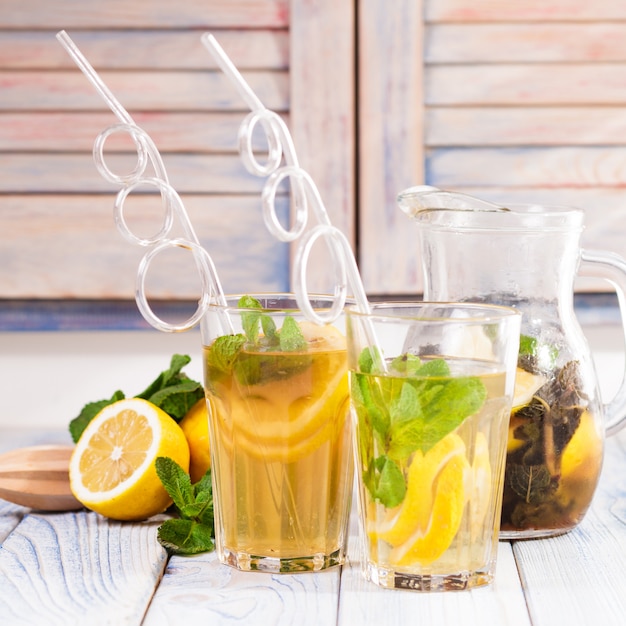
[364,561,493,592]
[499,527,572,540]
[220,546,344,573]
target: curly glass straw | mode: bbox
[201,34,378,337]
[56,30,231,333]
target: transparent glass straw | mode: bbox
[202,34,384,367]
[56,30,231,333]
[201,35,373,321]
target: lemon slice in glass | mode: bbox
[377,434,466,548]
[389,449,469,566]
[512,367,546,411]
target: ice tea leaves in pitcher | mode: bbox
[502,334,602,531]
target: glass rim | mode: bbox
[400,201,585,233]
[347,301,521,324]
[208,292,356,313]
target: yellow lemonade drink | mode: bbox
[203,298,353,573]
[351,355,511,591]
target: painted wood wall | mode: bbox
[1,0,354,304]
[359,0,626,294]
[3,0,626,320]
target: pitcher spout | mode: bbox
[397,185,507,219]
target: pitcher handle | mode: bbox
[579,248,626,436]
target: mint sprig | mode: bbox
[353,350,487,507]
[237,295,304,351]
[155,456,215,555]
[205,334,246,375]
[206,296,311,387]
[69,354,204,443]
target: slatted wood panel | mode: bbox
[0,0,354,305]
[359,0,626,295]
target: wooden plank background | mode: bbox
[358,0,626,295]
[4,0,626,319]
[0,0,355,309]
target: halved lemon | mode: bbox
[69,398,190,521]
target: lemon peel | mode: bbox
[215,379,350,464]
[233,363,348,446]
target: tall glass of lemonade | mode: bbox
[201,294,353,573]
[346,302,520,590]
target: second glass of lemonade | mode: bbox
[346,302,520,590]
[201,294,354,573]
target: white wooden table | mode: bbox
[1,426,625,625]
[1,328,625,625]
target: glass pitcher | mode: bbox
[398,186,626,539]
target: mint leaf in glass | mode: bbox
[363,454,406,508]
[352,373,390,436]
[388,376,487,459]
[234,352,312,386]
[206,334,246,375]
[519,333,558,372]
[358,346,381,373]
[261,315,278,343]
[353,351,488,507]
[390,353,423,375]
[279,315,307,352]
[238,295,263,343]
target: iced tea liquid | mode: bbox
[204,328,353,572]
[352,359,510,590]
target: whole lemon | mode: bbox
[180,398,211,483]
